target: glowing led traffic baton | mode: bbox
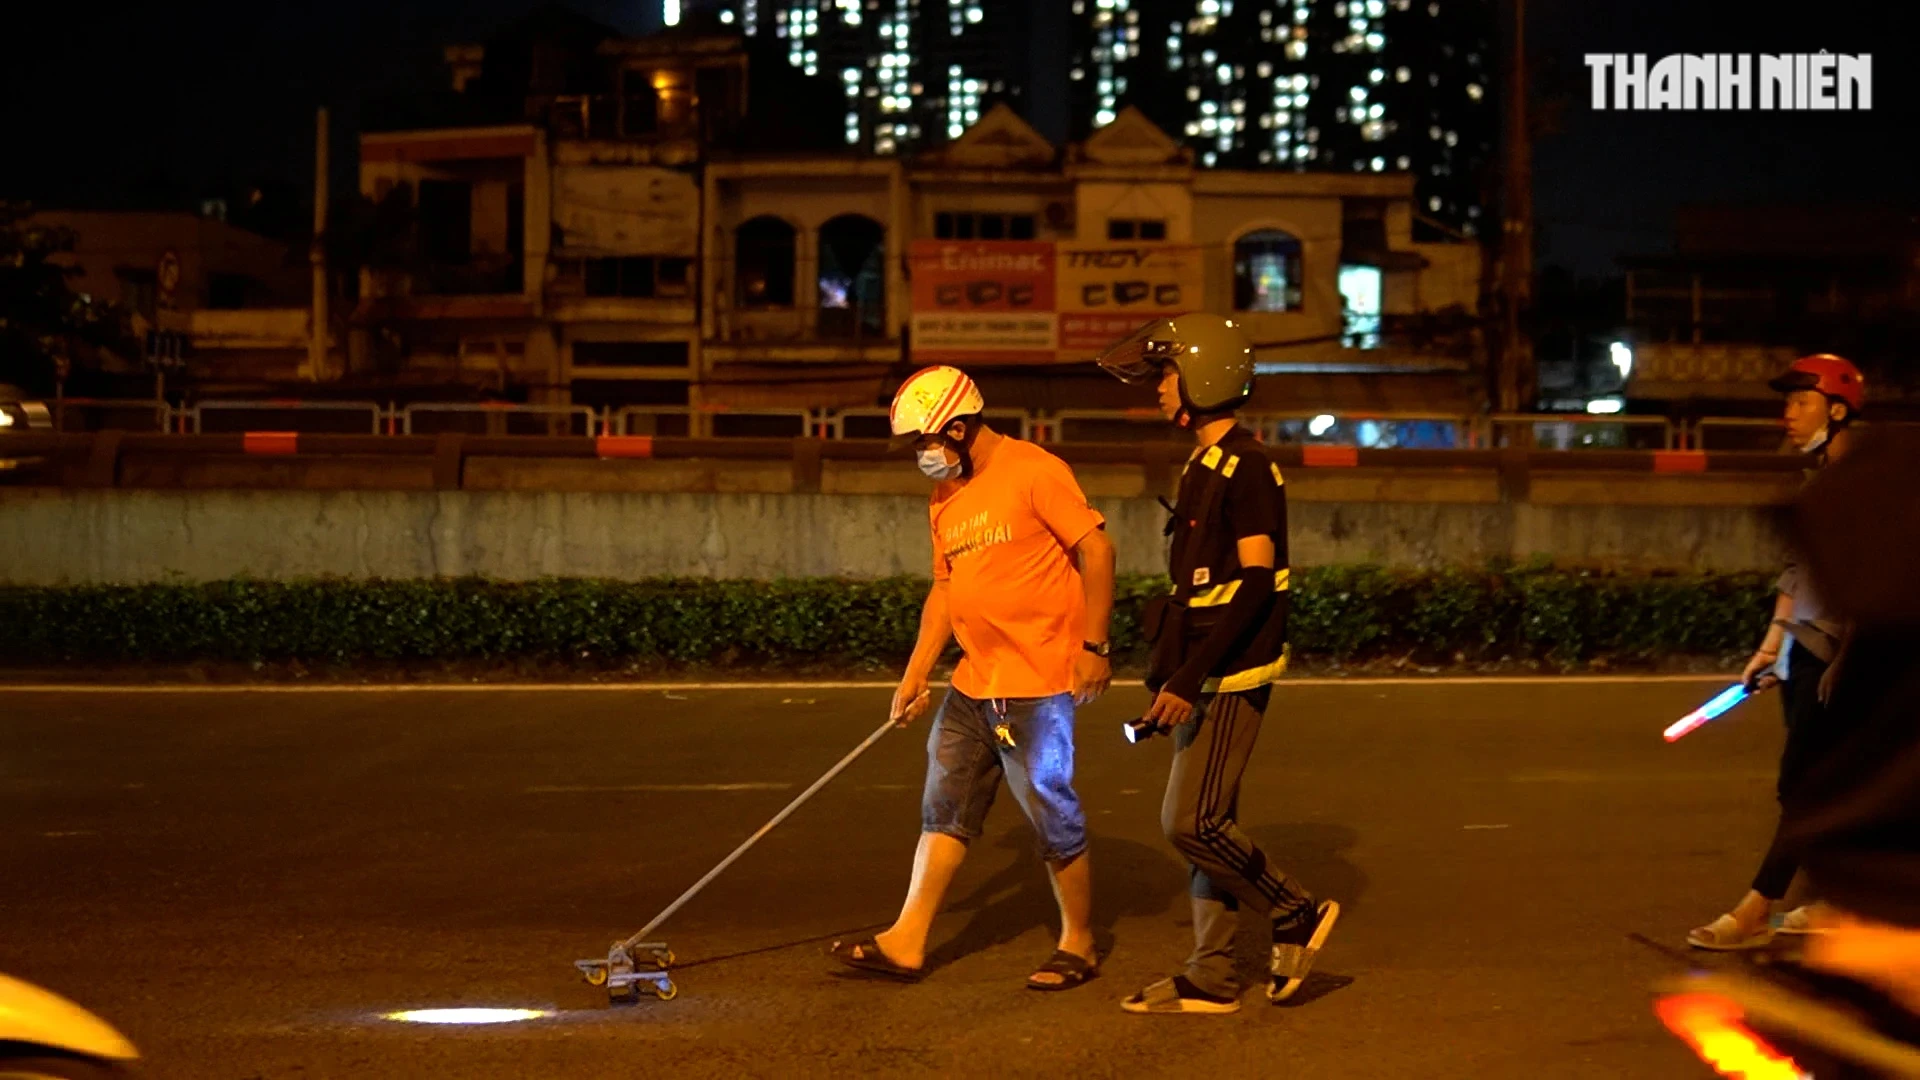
[1654,993,1809,1080]
[1663,682,1755,743]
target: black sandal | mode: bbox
[829,937,924,982]
[1027,949,1098,991]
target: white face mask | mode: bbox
[916,446,962,481]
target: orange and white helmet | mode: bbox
[889,365,984,445]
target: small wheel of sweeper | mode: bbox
[652,949,675,967]
[583,965,609,987]
[655,981,678,1001]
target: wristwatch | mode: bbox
[1083,640,1111,658]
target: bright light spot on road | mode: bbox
[1586,398,1625,415]
[1610,340,1634,379]
[1308,413,1337,436]
[384,1008,552,1025]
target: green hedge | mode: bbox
[0,566,1772,669]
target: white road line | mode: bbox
[0,674,1732,693]
[524,783,793,794]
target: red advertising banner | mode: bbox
[908,241,1058,363]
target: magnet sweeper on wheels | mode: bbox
[574,717,900,1004]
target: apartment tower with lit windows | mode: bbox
[1067,0,1493,235]
[681,0,1034,155]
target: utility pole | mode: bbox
[307,106,330,382]
[1497,0,1534,417]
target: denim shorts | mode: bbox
[921,688,1087,863]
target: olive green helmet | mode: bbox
[1094,313,1256,417]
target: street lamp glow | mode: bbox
[1308,414,1337,436]
[663,0,681,26]
[1610,341,1634,379]
[384,1008,552,1025]
[1586,398,1625,415]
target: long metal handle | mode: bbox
[621,718,896,951]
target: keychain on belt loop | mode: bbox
[991,698,1017,749]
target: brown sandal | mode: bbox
[829,937,924,982]
[1027,949,1098,991]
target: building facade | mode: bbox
[1067,0,1494,236]
[35,210,314,390]
[353,25,1483,424]
[353,28,769,416]
[39,211,303,323]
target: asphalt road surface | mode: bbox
[0,678,1787,1079]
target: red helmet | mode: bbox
[1769,353,1865,414]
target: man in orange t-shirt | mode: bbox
[830,366,1116,992]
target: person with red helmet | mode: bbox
[1687,353,1866,951]
[1770,353,1865,462]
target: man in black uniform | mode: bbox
[1097,314,1338,1014]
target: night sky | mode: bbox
[2,0,1912,278]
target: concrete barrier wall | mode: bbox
[0,488,1789,585]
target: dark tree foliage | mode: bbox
[0,204,134,395]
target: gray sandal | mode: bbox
[1270,900,1341,1003]
[1121,975,1240,1015]
[1687,914,1775,951]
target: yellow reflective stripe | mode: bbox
[1200,445,1223,470]
[1191,570,1287,606]
[1270,463,1285,486]
[1222,454,1240,478]
[1188,579,1242,608]
[1207,646,1292,694]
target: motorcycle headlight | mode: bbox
[0,402,50,430]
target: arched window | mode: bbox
[735,216,796,307]
[1233,229,1304,313]
[817,214,886,339]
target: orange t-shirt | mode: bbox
[930,438,1106,700]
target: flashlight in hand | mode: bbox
[1122,717,1162,745]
